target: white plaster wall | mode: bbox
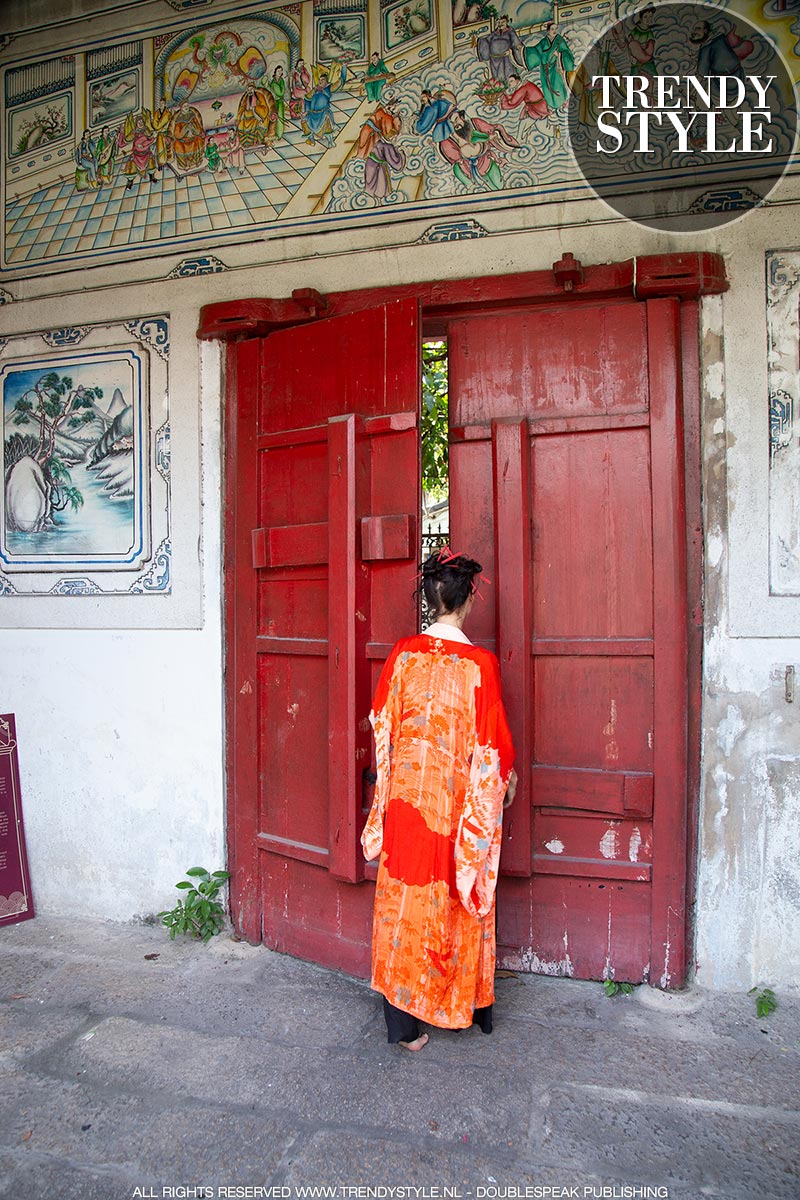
[0,328,225,919]
[694,292,800,991]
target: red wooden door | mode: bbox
[448,297,688,986]
[226,298,420,976]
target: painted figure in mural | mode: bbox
[356,97,405,199]
[150,97,174,170]
[205,139,222,172]
[170,99,206,172]
[441,110,520,191]
[415,89,457,158]
[690,17,755,78]
[290,59,312,119]
[476,16,525,83]
[302,63,347,148]
[365,51,391,102]
[362,549,516,1049]
[500,73,549,125]
[685,16,756,147]
[94,125,117,185]
[613,4,657,77]
[237,81,277,147]
[217,124,246,174]
[119,110,157,188]
[74,129,98,190]
[523,21,575,112]
[267,65,287,138]
[570,34,623,128]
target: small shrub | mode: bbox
[158,867,230,943]
[603,979,636,997]
[748,986,778,1018]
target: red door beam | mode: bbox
[197,253,727,342]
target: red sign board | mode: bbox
[0,714,34,927]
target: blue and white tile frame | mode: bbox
[0,314,170,599]
[766,251,800,596]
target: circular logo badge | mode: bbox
[567,2,798,231]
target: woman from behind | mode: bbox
[361,548,517,1050]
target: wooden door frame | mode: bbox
[199,250,725,984]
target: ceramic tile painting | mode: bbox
[8,94,72,160]
[317,16,366,62]
[88,69,139,127]
[1,0,798,275]
[0,319,170,597]
[384,1,434,51]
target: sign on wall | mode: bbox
[0,713,34,927]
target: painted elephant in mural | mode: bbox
[4,455,48,533]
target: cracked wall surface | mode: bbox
[695,291,800,990]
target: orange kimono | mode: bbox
[361,626,515,1029]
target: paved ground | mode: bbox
[0,916,798,1200]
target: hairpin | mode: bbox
[417,546,492,600]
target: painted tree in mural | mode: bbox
[5,372,96,532]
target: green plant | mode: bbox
[748,986,778,1018]
[421,341,449,500]
[158,867,230,943]
[603,979,636,997]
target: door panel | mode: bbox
[247,298,420,974]
[448,297,688,985]
[534,657,654,771]
[532,430,654,638]
[449,302,650,423]
[259,653,329,848]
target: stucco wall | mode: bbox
[695,288,800,989]
[1,0,798,987]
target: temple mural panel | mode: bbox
[0,318,170,598]
[0,0,798,275]
[767,250,800,597]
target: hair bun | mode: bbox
[422,547,482,578]
[417,548,483,616]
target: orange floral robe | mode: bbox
[361,629,515,1029]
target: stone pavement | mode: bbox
[0,916,798,1200]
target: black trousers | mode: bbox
[383,996,493,1042]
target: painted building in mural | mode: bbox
[0,0,799,990]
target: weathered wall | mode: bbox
[0,0,798,987]
[0,329,225,919]
[695,286,800,990]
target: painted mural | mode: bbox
[0,319,170,597]
[0,0,798,273]
[767,250,800,597]
[9,95,72,160]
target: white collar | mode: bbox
[423,622,472,645]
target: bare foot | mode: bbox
[398,1032,429,1052]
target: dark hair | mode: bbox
[419,548,482,616]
